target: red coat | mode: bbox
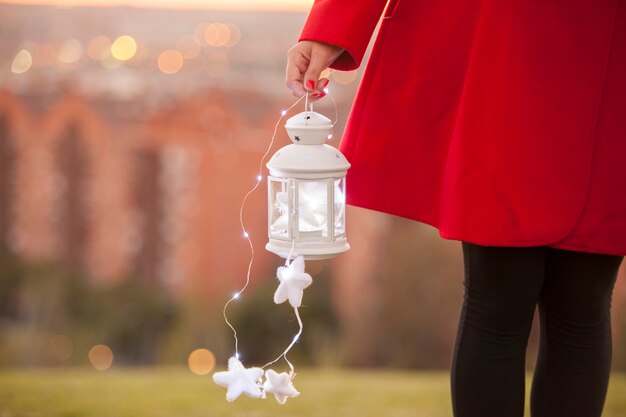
[300,0,626,256]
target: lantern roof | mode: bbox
[267,143,350,177]
[285,111,332,128]
[284,111,333,145]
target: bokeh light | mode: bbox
[187,348,216,375]
[225,23,241,47]
[49,334,74,361]
[88,344,114,371]
[158,49,183,74]
[127,43,149,66]
[193,22,240,47]
[11,49,33,74]
[110,35,138,61]
[193,22,210,45]
[204,23,230,47]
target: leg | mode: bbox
[530,248,623,417]
[451,242,547,417]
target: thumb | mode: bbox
[303,52,327,92]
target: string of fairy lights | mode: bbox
[215,79,338,403]
[221,93,306,361]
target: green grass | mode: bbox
[0,368,625,417]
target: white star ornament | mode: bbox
[212,357,264,402]
[274,255,313,308]
[263,369,301,404]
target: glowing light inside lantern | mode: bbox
[297,181,328,234]
[270,180,345,238]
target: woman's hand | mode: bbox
[285,40,344,101]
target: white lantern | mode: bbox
[266,111,350,260]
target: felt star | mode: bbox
[212,357,264,402]
[274,255,313,308]
[262,369,300,404]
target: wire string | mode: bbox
[222,95,306,359]
[260,238,300,373]
[221,76,340,367]
[261,305,303,376]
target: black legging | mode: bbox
[451,242,623,417]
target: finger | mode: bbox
[286,71,306,97]
[308,90,327,102]
[287,79,306,97]
[303,51,326,92]
[312,77,330,95]
[316,77,330,89]
[285,53,308,97]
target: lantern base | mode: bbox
[266,239,350,260]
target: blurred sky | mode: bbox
[0,0,313,11]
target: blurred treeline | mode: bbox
[0,246,178,366]
[0,243,341,368]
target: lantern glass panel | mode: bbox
[269,177,290,240]
[334,178,346,238]
[296,180,329,239]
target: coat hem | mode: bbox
[346,201,626,257]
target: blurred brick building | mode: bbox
[0,88,280,296]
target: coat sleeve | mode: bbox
[298,0,389,71]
